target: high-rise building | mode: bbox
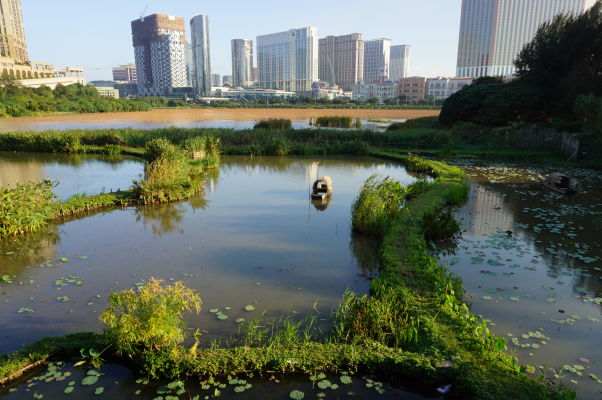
[390,45,410,81]
[211,74,220,87]
[131,14,188,97]
[318,33,364,91]
[231,39,254,87]
[363,39,391,83]
[190,15,212,96]
[222,75,232,86]
[257,27,318,93]
[456,0,596,78]
[0,0,28,62]
[186,43,195,87]
[112,64,137,83]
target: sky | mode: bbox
[21,0,462,82]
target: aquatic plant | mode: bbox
[254,119,292,130]
[314,116,353,128]
[100,278,202,356]
[351,175,410,236]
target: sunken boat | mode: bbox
[311,176,333,201]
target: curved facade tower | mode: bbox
[190,14,212,96]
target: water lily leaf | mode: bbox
[94,387,104,395]
[235,318,245,324]
[81,375,99,385]
[61,258,69,263]
[317,380,332,389]
[340,375,352,384]
[64,386,74,394]
[289,390,305,399]
[244,305,256,311]
[73,360,86,367]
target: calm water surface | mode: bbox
[0,152,142,200]
[439,164,602,399]
[0,155,417,355]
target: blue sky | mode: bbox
[22,0,462,82]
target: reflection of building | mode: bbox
[318,33,364,91]
[131,14,188,97]
[231,39,254,87]
[363,39,390,83]
[190,15,212,96]
[257,27,318,93]
[390,45,410,80]
[465,184,514,235]
[456,0,595,78]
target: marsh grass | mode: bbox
[351,176,412,237]
[0,181,54,236]
[254,119,292,130]
[314,116,353,128]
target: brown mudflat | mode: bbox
[7,108,439,124]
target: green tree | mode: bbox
[514,1,602,113]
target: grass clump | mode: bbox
[0,181,54,236]
[351,175,412,237]
[254,119,292,130]
[100,278,202,356]
[314,116,353,128]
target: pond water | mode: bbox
[438,164,602,399]
[0,152,143,200]
[0,154,417,356]
[0,361,435,400]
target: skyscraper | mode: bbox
[318,33,364,91]
[190,15,212,96]
[0,0,28,63]
[257,27,318,93]
[231,39,254,87]
[456,0,596,78]
[390,45,411,81]
[211,74,220,87]
[131,14,188,97]
[363,39,391,83]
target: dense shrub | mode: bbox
[574,94,602,135]
[100,278,202,356]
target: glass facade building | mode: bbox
[257,27,318,93]
[390,45,411,81]
[190,15,212,96]
[318,33,364,91]
[363,39,391,83]
[231,39,254,87]
[456,0,595,78]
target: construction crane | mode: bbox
[140,5,149,19]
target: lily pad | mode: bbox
[289,390,305,400]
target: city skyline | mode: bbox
[19,0,463,82]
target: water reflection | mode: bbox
[0,152,143,200]
[440,165,602,398]
[0,154,415,354]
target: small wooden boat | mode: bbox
[543,173,578,195]
[311,176,333,200]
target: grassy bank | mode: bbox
[0,154,571,399]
